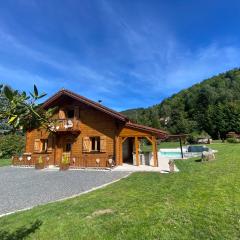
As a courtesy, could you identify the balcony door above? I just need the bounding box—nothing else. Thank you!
[59,108,75,120]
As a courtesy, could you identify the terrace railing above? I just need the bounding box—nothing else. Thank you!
[12,154,53,167]
[12,153,113,169]
[69,153,113,168]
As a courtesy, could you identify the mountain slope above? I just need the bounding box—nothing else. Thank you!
[121,68,240,138]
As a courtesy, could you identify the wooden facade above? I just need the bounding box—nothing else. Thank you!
[14,89,168,168]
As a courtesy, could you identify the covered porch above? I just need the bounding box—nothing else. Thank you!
[118,136,158,167]
[116,122,168,167]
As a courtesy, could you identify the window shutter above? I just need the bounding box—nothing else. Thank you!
[100,136,106,152]
[88,139,92,152]
[34,139,42,153]
[83,137,91,152]
[59,109,66,119]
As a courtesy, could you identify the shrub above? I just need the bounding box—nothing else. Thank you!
[38,156,43,164]
[62,154,70,164]
[226,137,240,143]
[187,131,211,144]
[0,134,25,158]
[186,134,198,144]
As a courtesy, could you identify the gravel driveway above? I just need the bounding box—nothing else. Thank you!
[0,167,129,216]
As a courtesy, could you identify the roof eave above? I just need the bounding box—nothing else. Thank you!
[125,122,168,139]
[42,89,128,122]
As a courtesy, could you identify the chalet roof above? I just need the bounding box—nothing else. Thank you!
[125,122,168,138]
[168,134,189,139]
[42,89,168,138]
[42,89,128,122]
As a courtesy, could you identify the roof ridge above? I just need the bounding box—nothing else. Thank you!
[63,89,128,120]
[42,89,128,121]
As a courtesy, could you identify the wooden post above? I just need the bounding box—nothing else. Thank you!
[152,136,158,167]
[135,136,140,166]
[179,137,184,159]
[119,137,123,165]
[115,136,119,165]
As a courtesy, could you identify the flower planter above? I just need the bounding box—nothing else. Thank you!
[35,162,45,170]
[60,164,70,171]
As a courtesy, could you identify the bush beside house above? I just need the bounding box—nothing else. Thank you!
[226,137,240,143]
[0,134,25,158]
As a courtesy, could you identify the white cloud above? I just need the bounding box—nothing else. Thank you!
[1,3,240,110]
[0,29,123,98]
[163,44,240,92]
[99,1,240,102]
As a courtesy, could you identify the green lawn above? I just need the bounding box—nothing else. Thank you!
[1,143,240,239]
[0,158,11,167]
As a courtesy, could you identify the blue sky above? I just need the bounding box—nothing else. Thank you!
[1,0,240,111]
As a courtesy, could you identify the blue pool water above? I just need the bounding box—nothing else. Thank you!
[159,151,182,158]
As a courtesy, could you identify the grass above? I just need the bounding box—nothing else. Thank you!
[1,143,240,239]
[0,158,11,167]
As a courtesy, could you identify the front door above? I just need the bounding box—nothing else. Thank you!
[55,136,73,165]
[62,142,72,162]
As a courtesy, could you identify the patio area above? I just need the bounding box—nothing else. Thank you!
[113,156,179,173]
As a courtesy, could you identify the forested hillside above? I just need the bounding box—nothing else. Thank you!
[121,68,240,139]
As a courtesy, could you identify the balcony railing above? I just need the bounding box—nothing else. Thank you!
[50,119,80,133]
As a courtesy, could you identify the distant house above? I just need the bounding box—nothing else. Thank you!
[197,137,212,144]
[13,89,168,168]
[226,132,240,139]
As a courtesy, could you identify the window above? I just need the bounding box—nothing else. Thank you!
[34,139,41,152]
[67,109,74,119]
[90,137,100,151]
[65,143,72,152]
[82,136,106,153]
[34,139,48,153]
[42,139,48,152]
[47,136,53,152]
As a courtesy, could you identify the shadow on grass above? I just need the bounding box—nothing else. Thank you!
[195,159,202,162]
[0,219,42,240]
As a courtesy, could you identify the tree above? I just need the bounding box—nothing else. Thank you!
[121,68,240,138]
[167,109,191,134]
[0,84,10,131]
[0,134,25,158]
[0,85,56,132]
[206,102,240,139]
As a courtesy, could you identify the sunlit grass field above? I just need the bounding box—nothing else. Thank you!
[0,143,240,239]
[0,158,11,167]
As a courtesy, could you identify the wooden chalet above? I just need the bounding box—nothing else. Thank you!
[13,89,168,168]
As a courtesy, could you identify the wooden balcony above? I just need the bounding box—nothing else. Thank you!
[51,119,80,133]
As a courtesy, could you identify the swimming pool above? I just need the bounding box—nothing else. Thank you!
[158,145,217,159]
[158,151,183,159]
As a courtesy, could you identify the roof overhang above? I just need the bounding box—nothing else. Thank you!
[125,122,168,139]
[42,89,128,122]
[167,134,189,140]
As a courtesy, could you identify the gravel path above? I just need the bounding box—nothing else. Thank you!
[0,167,129,216]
